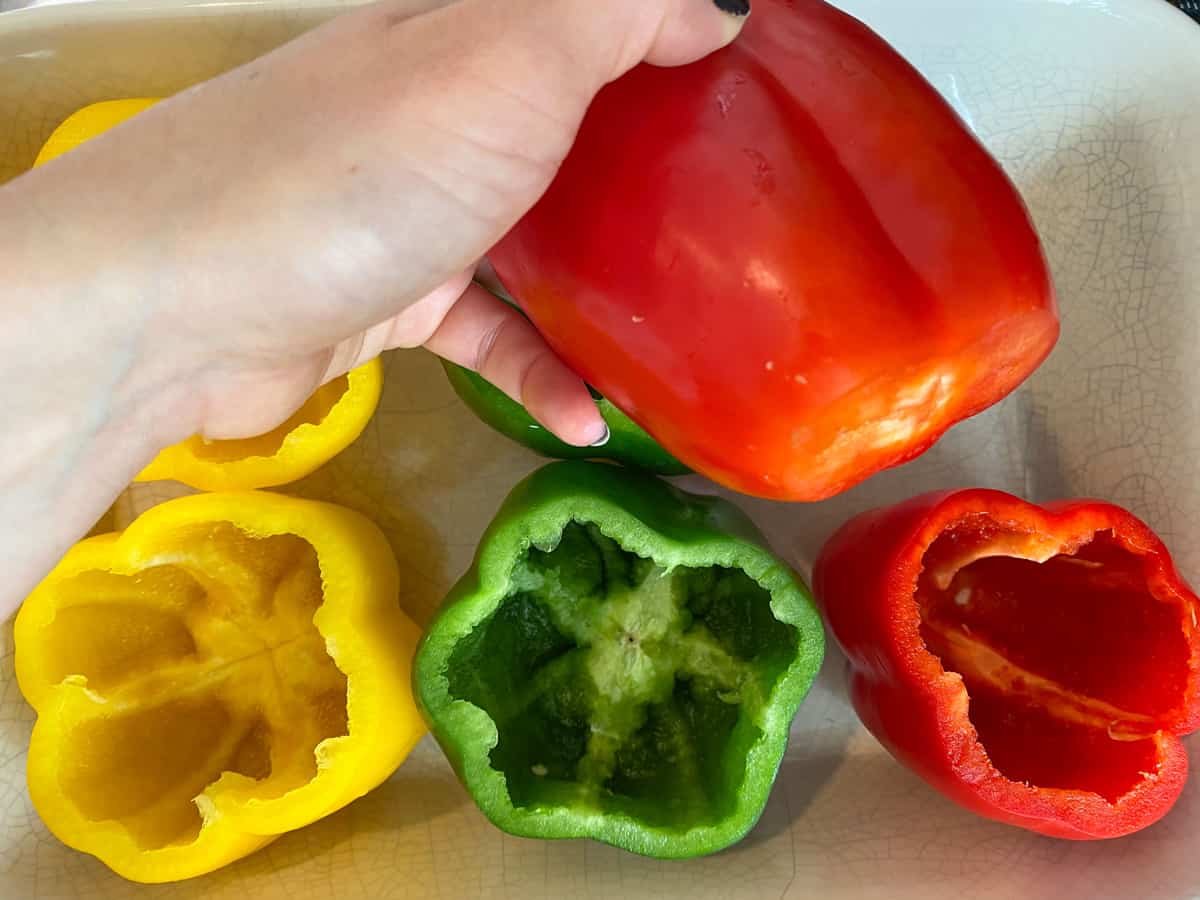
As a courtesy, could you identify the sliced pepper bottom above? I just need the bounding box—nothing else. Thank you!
[28,524,348,872]
[918,526,1190,804]
[445,521,799,834]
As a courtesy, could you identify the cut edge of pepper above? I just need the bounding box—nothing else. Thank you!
[135,359,384,490]
[416,462,823,858]
[15,490,424,880]
[899,492,1199,827]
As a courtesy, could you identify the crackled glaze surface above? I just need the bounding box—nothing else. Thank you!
[1,1,1199,897]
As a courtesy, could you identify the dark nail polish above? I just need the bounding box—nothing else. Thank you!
[714,0,750,16]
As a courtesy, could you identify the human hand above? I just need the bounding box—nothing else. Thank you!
[0,0,747,613]
[12,0,748,449]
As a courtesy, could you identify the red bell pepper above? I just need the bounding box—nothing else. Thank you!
[490,0,1059,502]
[813,490,1200,839]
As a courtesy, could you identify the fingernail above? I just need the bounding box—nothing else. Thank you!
[712,0,749,45]
[588,423,611,448]
[713,0,750,17]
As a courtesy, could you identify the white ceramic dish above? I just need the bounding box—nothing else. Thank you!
[2,1,1199,897]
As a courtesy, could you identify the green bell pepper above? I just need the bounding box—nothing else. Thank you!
[413,461,824,858]
[441,361,690,475]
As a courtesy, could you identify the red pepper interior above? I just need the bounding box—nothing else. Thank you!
[917,525,1190,803]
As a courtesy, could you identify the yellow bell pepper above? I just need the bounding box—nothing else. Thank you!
[36,99,384,491]
[33,97,160,164]
[132,361,383,491]
[15,491,425,883]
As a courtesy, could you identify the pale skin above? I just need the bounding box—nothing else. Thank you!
[0,0,748,618]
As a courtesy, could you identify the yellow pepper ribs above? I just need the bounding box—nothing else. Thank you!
[15,492,425,883]
[35,99,384,491]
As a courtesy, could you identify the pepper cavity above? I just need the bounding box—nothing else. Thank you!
[42,525,346,850]
[917,525,1189,804]
[815,489,1200,839]
[444,521,796,826]
[15,491,425,882]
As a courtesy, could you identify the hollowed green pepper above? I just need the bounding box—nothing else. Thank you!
[413,461,823,858]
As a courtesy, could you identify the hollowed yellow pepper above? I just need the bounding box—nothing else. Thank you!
[35,99,384,491]
[15,491,425,883]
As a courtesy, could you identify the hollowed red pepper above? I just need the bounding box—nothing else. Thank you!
[490,0,1058,501]
[813,490,1200,839]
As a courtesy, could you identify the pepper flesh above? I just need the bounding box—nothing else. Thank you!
[414,461,824,858]
[35,99,384,491]
[491,0,1059,501]
[813,489,1200,839]
[33,97,160,164]
[134,360,383,490]
[15,491,425,882]
[441,360,689,475]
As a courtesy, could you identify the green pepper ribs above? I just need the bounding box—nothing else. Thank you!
[413,461,824,858]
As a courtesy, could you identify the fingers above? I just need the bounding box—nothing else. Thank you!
[314,274,607,447]
[19,0,752,387]
[486,0,749,85]
[263,0,751,324]
[549,0,739,74]
[423,283,607,447]
[381,266,477,349]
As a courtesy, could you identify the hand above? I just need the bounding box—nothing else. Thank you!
[10,0,747,445]
[0,0,747,614]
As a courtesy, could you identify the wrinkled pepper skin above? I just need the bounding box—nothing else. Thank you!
[35,100,384,491]
[15,491,425,882]
[441,360,689,475]
[813,490,1200,839]
[414,461,823,858]
[491,0,1059,502]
